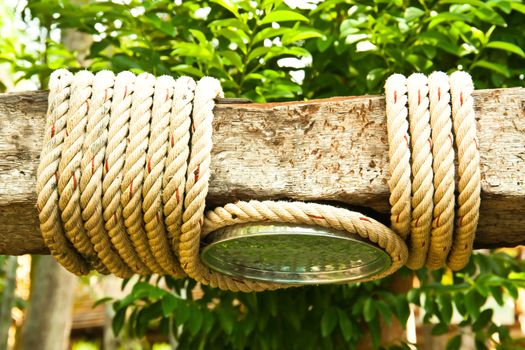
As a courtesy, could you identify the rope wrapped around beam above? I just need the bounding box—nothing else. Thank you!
[36,69,480,291]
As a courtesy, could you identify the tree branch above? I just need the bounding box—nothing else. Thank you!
[0,88,523,255]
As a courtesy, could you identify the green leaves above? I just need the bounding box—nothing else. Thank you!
[187,306,203,337]
[282,29,323,45]
[320,307,338,337]
[112,307,127,336]
[260,10,309,24]
[363,298,376,322]
[437,294,453,324]
[216,304,235,335]
[337,309,354,341]
[446,335,462,350]
[405,7,426,21]
[103,250,525,349]
[211,0,240,18]
[161,294,178,317]
[93,296,112,307]
[486,41,525,57]
[366,68,388,90]
[432,323,450,336]
[143,13,177,37]
[472,60,511,77]
[173,299,191,326]
[472,309,493,331]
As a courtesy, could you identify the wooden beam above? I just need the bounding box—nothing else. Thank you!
[0,88,524,255]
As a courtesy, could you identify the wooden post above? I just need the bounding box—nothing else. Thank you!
[0,88,523,255]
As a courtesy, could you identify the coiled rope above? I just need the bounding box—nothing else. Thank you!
[36,69,480,291]
[385,71,480,271]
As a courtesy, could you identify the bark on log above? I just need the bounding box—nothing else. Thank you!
[0,88,524,255]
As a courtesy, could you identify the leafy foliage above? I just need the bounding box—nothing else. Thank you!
[302,0,525,97]
[1,0,525,349]
[102,253,525,349]
[3,0,525,97]
[106,274,412,349]
[411,252,525,350]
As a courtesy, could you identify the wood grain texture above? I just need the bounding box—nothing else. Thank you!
[0,89,523,255]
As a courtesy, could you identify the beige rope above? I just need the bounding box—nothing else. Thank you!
[384,74,411,239]
[79,70,133,277]
[102,71,151,274]
[175,78,283,291]
[162,77,195,255]
[143,75,185,276]
[384,71,480,271]
[426,72,455,269]
[36,69,89,275]
[120,72,166,274]
[447,71,481,271]
[37,69,480,288]
[405,73,434,269]
[178,77,223,282]
[57,71,108,273]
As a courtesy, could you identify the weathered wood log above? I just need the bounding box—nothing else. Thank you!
[0,88,523,255]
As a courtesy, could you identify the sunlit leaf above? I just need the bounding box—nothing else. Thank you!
[472,60,511,77]
[282,29,323,45]
[211,0,240,18]
[486,41,525,57]
[260,10,309,24]
[405,7,425,21]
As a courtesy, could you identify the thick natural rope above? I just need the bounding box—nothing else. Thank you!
[175,78,284,292]
[37,69,480,291]
[120,72,166,274]
[405,73,434,269]
[142,75,185,277]
[384,74,411,239]
[385,71,480,271]
[79,70,132,277]
[426,72,455,269]
[447,71,481,271]
[57,71,108,273]
[102,71,151,274]
[178,77,223,282]
[162,77,195,255]
[36,69,89,275]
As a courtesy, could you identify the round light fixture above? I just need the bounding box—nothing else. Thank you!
[200,222,392,285]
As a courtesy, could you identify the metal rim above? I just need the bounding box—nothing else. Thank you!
[200,222,392,284]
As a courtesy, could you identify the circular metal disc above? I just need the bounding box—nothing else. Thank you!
[201,223,392,284]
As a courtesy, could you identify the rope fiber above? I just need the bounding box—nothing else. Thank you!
[37,69,480,291]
